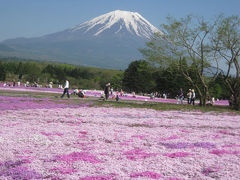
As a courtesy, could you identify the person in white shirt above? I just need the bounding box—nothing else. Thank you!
[61,80,70,98]
[191,89,196,105]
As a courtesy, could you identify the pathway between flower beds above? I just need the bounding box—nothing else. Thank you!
[0,86,229,106]
[0,95,239,179]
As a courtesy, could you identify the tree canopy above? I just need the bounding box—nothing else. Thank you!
[140,15,240,108]
[122,60,155,93]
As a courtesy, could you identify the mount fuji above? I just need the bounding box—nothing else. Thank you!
[0,10,161,69]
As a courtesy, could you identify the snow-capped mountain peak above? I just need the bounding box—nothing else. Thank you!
[1,10,162,69]
[69,10,160,39]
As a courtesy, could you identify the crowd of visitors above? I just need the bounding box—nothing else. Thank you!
[186,89,196,105]
[1,80,57,88]
[0,80,235,107]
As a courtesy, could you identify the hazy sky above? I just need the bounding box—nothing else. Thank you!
[1,0,240,41]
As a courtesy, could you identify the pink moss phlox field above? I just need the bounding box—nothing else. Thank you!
[163,152,192,158]
[0,160,42,179]
[0,96,84,110]
[130,171,162,179]
[0,95,240,179]
[123,148,158,160]
[79,174,116,180]
[54,152,103,164]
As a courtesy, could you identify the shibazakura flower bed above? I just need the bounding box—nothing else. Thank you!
[0,96,239,179]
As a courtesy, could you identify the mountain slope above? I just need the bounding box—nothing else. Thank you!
[0,10,161,69]
[69,10,160,39]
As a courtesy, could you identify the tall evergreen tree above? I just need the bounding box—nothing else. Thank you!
[0,61,6,81]
[122,60,155,93]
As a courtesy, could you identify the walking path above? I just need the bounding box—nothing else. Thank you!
[0,86,229,106]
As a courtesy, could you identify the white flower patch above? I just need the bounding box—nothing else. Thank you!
[0,136,5,144]
[29,134,53,146]
[15,134,53,147]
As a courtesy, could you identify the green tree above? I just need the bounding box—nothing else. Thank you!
[140,15,220,106]
[213,15,240,110]
[52,66,66,84]
[153,63,191,98]
[42,64,55,77]
[110,72,123,90]
[122,60,155,93]
[4,61,18,74]
[24,62,41,83]
[16,62,25,79]
[0,61,6,81]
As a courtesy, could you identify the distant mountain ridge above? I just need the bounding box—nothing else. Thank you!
[0,10,161,69]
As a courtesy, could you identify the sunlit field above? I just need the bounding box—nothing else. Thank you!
[0,87,239,179]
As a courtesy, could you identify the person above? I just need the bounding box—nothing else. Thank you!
[73,89,79,95]
[179,88,184,104]
[100,92,105,100]
[187,89,192,104]
[116,91,120,101]
[132,92,136,98]
[104,83,110,100]
[150,92,154,99]
[77,89,85,98]
[61,79,70,98]
[211,97,215,105]
[48,82,53,88]
[191,89,196,105]
[110,87,114,95]
[163,93,167,99]
[229,94,234,107]
[176,95,179,104]
[120,89,124,96]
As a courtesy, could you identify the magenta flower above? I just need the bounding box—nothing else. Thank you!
[163,152,192,158]
[130,171,162,179]
[54,152,103,164]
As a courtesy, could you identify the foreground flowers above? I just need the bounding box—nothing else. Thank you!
[0,96,239,179]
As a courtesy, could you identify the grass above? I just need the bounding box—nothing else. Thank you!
[97,100,238,114]
[0,89,238,114]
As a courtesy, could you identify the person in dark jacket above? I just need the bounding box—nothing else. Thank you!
[179,88,184,104]
[104,83,110,100]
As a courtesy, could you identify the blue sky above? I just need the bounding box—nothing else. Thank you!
[1,0,240,41]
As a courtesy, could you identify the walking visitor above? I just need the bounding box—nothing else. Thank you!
[191,89,196,105]
[61,79,70,99]
[104,83,110,100]
[187,89,192,104]
[179,88,184,104]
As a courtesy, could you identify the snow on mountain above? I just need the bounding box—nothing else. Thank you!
[68,10,161,39]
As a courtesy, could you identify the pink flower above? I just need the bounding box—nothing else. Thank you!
[130,171,162,179]
[163,152,192,158]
